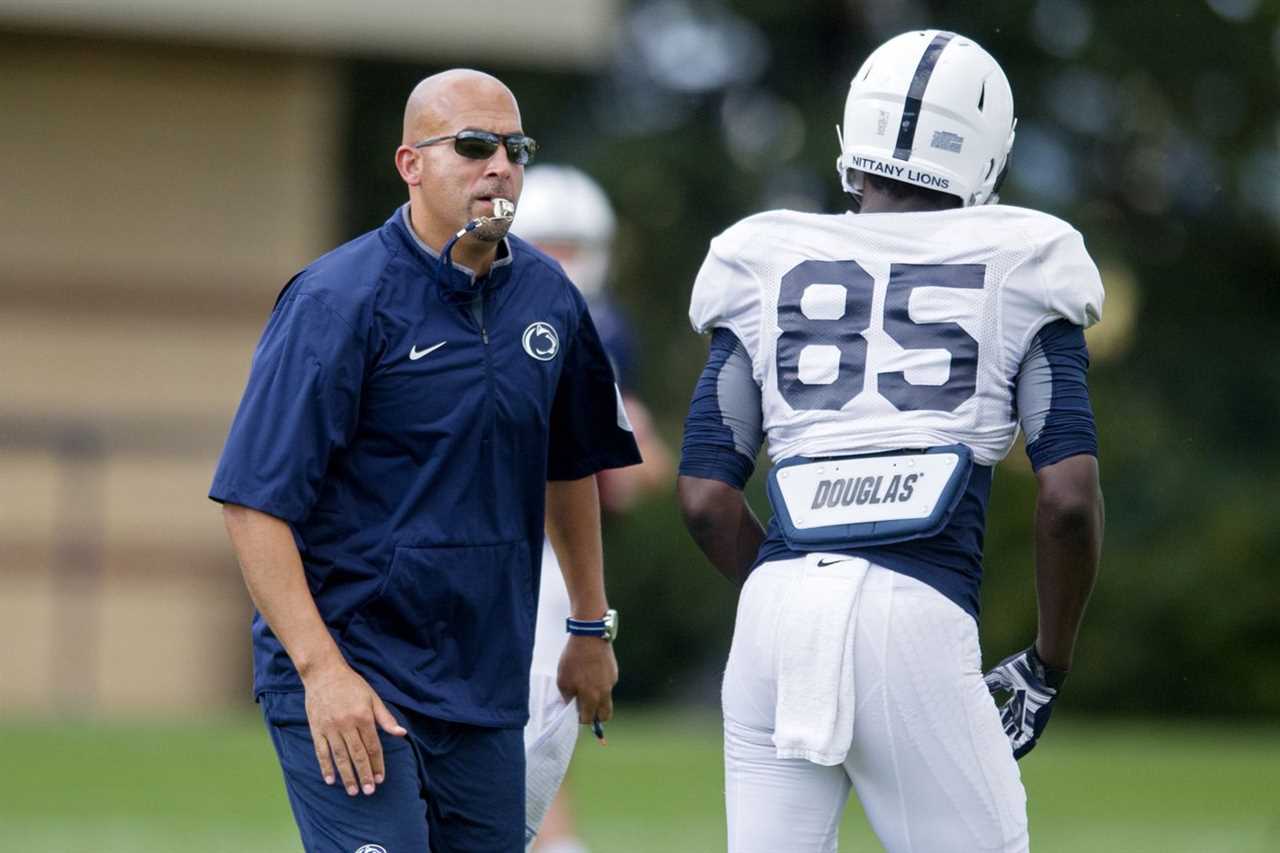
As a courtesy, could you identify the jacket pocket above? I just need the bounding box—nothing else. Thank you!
[353,541,535,711]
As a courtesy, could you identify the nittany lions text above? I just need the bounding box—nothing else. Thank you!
[846,155,951,190]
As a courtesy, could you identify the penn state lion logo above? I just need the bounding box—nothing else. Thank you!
[354,845,387,853]
[522,321,559,361]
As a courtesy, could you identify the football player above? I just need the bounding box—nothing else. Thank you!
[514,165,674,853]
[677,30,1104,853]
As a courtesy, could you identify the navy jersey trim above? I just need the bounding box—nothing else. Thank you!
[679,328,763,489]
[1017,319,1098,471]
[754,464,994,621]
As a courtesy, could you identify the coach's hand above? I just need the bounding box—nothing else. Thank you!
[558,635,618,726]
[983,645,1068,760]
[302,660,407,796]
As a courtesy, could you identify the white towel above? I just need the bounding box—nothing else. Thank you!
[772,554,870,766]
[524,676,581,850]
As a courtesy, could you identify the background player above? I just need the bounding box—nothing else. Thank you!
[677,31,1105,852]
[514,165,674,852]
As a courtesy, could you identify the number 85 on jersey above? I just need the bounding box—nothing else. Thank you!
[776,259,985,415]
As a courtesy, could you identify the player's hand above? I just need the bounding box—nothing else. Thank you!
[557,635,618,726]
[301,660,407,796]
[983,645,1067,759]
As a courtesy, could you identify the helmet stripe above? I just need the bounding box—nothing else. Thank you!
[892,31,956,161]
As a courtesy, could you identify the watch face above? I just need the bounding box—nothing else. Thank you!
[603,609,619,643]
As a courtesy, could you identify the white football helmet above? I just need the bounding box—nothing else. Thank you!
[836,30,1016,207]
[513,165,616,297]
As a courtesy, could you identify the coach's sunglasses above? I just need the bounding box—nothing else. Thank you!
[412,129,539,165]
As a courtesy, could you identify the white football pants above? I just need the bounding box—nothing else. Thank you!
[722,557,1028,853]
[524,541,580,850]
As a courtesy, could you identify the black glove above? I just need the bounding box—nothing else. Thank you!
[983,645,1068,759]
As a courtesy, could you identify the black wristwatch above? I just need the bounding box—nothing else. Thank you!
[566,609,619,643]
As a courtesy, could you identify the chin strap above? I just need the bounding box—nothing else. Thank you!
[836,123,867,212]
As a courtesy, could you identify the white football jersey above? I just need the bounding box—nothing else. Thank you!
[689,205,1104,467]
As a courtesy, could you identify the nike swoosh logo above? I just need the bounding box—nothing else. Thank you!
[816,557,856,567]
[409,341,446,360]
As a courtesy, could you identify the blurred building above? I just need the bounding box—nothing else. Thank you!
[0,0,618,714]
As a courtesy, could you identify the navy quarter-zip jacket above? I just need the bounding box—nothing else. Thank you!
[211,206,641,726]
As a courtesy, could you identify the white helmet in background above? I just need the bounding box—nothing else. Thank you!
[836,30,1016,207]
[513,165,617,297]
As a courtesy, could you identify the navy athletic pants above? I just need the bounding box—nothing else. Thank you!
[260,690,525,852]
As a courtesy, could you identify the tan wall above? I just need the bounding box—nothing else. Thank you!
[0,34,343,713]
[0,34,340,308]
[0,0,620,68]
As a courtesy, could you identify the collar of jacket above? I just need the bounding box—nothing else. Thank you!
[390,204,515,303]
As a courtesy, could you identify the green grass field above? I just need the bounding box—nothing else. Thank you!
[5,710,1278,851]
